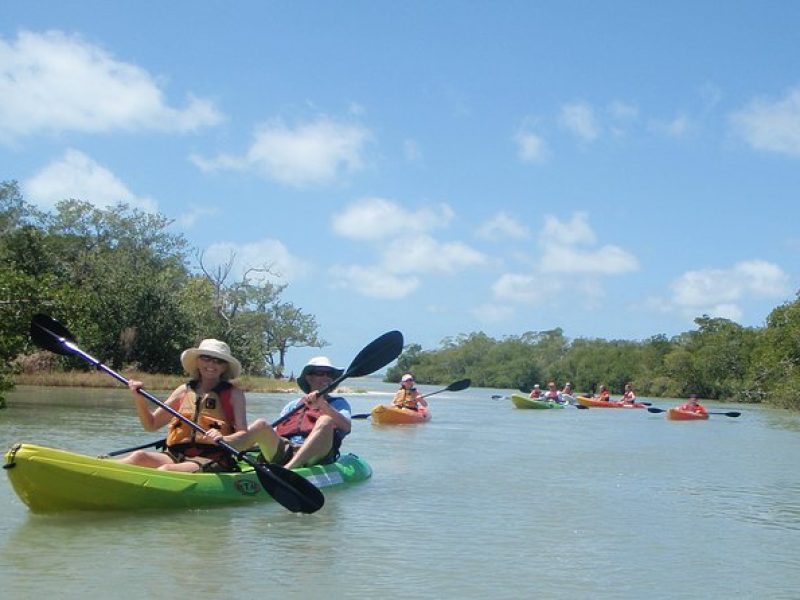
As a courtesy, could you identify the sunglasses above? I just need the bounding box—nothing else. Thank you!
[198,355,227,365]
[307,369,335,377]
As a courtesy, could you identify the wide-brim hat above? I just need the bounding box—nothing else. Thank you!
[181,339,242,380]
[298,356,344,393]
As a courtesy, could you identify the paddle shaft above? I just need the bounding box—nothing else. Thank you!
[107,438,166,457]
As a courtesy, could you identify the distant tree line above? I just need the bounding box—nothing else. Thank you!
[0,180,324,400]
[387,308,800,409]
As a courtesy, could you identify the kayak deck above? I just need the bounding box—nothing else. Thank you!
[370,404,431,424]
[510,393,564,409]
[4,443,372,513]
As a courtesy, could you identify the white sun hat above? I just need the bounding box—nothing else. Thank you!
[298,356,344,393]
[180,339,242,380]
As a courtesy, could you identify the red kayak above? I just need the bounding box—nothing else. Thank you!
[667,407,709,421]
[576,396,647,409]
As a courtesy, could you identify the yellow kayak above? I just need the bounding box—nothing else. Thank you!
[370,404,431,424]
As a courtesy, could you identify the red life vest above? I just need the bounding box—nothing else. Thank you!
[275,403,322,439]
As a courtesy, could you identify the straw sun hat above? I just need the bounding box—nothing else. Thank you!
[298,356,344,393]
[180,339,242,380]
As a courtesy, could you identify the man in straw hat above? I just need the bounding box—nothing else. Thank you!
[217,356,352,469]
[118,338,248,471]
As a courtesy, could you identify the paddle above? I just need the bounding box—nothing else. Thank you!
[352,377,472,419]
[271,330,405,427]
[106,438,166,457]
[30,313,325,514]
[646,407,741,417]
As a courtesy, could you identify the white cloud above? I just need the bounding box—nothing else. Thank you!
[403,139,422,162]
[330,264,420,299]
[730,87,800,157]
[332,197,453,241]
[649,114,691,138]
[488,212,638,308]
[203,239,311,283]
[492,273,549,304]
[477,211,529,241]
[0,30,222,142]
[540,244,639,275]
[515,130,549,163]
[191,117,372,187]
[541,212,596,244]
[384,235,488,274]
[670,260,791,313]
[662,260,792,325]
[538,213,638,274]
[471,303,515,323]
[177,206,219,229]
[609,100,639,121]
[330,198,487,298]
[23,149,156,212]
[559,101,600,142]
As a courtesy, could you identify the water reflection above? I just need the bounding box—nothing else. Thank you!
[3,385,800,598]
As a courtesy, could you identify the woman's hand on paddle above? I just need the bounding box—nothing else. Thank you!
[127,379,144,395]
[205,428,224,444]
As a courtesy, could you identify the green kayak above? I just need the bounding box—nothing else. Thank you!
[4,443,372,513]
[510,393,565,409]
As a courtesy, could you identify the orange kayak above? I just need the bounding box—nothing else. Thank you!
[576,396,647,409]
[370,404,431,424]
[667,407,709,421]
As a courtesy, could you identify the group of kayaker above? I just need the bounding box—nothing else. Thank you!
[525,379,709,413]
[118,339,352,473]
[529,381,574,403]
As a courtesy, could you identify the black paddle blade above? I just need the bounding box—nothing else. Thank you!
[446,378,471,392]
[30,314,75,355]
[319,330,404,396]
[252,461,325,514]
[351,413,371,420]
[647,407,666,413]
[345,330,404,379]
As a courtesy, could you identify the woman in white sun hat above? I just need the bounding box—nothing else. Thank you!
[392,373,427,411]
[117,338,248,471]
[215,356,351,469]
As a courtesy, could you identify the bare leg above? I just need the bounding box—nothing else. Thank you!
[234,418,284,461]
[117,450,174,468]
[284,415,335,469]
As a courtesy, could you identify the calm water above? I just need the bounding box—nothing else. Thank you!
[1,382,799,599]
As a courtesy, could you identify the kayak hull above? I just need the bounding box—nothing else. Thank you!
[370,404,431,424]
[667,408,709,421]
[510,393,565,409]
[576,396,646,409]
[4,443,371,513]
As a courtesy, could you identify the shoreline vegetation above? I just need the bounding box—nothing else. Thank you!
[12,370,300,394]
[10,371,370,395]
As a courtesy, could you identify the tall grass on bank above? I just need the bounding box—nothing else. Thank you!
[13,370,300,394]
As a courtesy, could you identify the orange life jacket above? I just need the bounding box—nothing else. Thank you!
[166,381,235,453]
[393,388,421,410]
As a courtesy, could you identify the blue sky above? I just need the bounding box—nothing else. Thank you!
[3,2,799,376]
